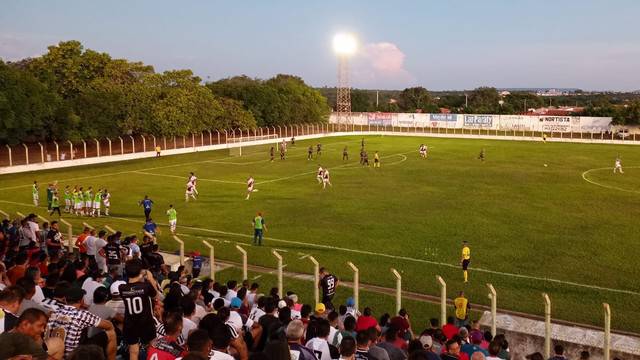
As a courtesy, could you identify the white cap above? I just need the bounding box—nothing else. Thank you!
[110,280,127,296]
[278,300,287,309]
[288,294,298,303]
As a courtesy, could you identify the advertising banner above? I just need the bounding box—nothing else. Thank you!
[464,115,493,128]
[430,114,457,122]
[539,116,571,132]
[367,113,393,126]
[498,115,532,131]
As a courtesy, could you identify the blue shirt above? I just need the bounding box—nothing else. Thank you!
[143,222,157,234]
[142,199,153,210]
[461,343,489,359]
[192,256,202,269]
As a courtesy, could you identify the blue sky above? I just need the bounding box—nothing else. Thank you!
[1,1,639,90]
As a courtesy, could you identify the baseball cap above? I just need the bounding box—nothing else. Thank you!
[278,300,287,309]
[419,335,433,349]
[315,303,326,314]
[470,330,483,343]
[110,280,127,296]
[288,294,299,303]
[230,297,242,308]
[346,297,355,306]
[65,287,86,303]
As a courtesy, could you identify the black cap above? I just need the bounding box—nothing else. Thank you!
[65,287,86,303]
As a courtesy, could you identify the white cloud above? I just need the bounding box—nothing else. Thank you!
[352,42,415,89]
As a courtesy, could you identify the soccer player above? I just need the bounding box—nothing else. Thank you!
[246,176,255,200]
[317,166,325,184]
[119,259,158,360]
[50,191,61,217]
[46,183,54,210]
[84,187,93,216]
[362,151,369,166]
[188,172,198,195]
[270,146,275,162]
[478,149,485,162]
[322,169,332,189]
[542,133,547,143]
[461,241,471,283]
[166,204,177,234]
[155,145,161,157]
[614,157,624,174]
[252,212,266,246]
[308,145,313,160]
[102,189,111,216]
[185,183,197,202]
[316,143,322,157]
[32,181,39,206]
[361,138,365,148]
[291,136,296,146]
[63,186,72,213]
[419,144,427,158]
[139,195,153,221]
[74,187,84,216]
[359,148,365,165]
[343,146,348,161]
[373,151,380,168]
[280,145,286,160]
[93,189,102,217]
[319,267,338,310]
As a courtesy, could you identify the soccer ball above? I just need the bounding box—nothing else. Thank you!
[544,164,548,167]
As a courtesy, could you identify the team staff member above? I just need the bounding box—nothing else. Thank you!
[461,241,471,283]
[252,212,266,246]
[319,267,338,310]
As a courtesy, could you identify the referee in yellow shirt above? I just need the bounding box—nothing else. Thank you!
[460,241,471,283]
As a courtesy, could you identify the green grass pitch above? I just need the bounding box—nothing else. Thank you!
[1,135,639,332]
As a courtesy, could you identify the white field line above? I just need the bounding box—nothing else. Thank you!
[0,139,352,191]
[581,166,640,194]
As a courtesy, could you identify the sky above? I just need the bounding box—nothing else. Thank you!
[1,1,639,91]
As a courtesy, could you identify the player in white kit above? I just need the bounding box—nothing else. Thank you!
[102,189,111,216]
[419,144,428,158]
[188,172,198,195]
[614,157,624,174]
[316,166,324,184]
[185,183,197,201]
[246,176,256,200]
[322,169,332,189]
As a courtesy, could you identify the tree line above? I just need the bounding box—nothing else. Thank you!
[0,41,330,145]
[318,86,640,125]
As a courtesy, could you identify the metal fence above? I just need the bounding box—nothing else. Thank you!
[1,123,638,168]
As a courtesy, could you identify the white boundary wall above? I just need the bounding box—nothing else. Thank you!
[2,129,638,175]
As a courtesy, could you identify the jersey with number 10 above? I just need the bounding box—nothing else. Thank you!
[119,281,156,326]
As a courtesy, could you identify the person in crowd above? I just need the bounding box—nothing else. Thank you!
[147,311,187,360]
[88,286,123,324]
[462,331,488,359]
[548,345,567,360]
[15,277,48,315]
[485,341,503,360]
[356,307,380,333]
[442,317,458,340]
[341,336,357,360]
[441,339,462,360]
[0,286,23,333]
[377,324,408,360]
[454,292,470,328]
[287,319,317,360]
[185,329,212,357]
[306,318,339,360]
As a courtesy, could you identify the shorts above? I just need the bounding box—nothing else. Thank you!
[103,201,110,207]
[33,194,39,200]
[65,199,71,206]
[75,203,83,210]
[123,321,156,345]
[248,186,254,192]
[462,259,470,270]
[85,201,92,208]
[93,202,101,208]
[169,220,177,227]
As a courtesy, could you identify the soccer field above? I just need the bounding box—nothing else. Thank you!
[1,135,639,332]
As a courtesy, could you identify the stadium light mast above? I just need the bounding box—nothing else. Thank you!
[333,33,357,128]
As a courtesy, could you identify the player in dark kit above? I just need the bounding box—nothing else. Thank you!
[319,267,339,310]
[343,146,348,161]
[316,143,322,157]
[119,259,159,360]
[280,146,286,160]
[270,146,275,162]
[359,148,365,165]
[308,146,314,160]
[362,151,369,166]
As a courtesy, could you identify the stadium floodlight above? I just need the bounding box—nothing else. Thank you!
[333,33,357,56]
[333,33,358,127]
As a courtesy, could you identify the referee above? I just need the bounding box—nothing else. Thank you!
[461,241,471,283]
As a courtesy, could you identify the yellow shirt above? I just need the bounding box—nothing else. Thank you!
[374,153,380,160]
[454,296,468,319]
[462,246,470,260]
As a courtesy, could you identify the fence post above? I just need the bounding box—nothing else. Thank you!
[391,268,402,314]
[67,140,74,160]
[278,126,282,138]
[487,283,497,336]
[173,136,177,149]
[23,143,29,165]
[128,136,135,154]
[58,218,73,253]
[272,250,283,298]
[603,303,611,360]
[172,235,185,266]
[38,142,44,163]
[0,209,8,219]
[206,130,212,145]
[107,138,112,156]
[82,140,87,158]
[203,240,215,281]
[118,137,123,155]
[182,135,186,148]
[543,293,551,359]
[152,135,156,150]
[94,139,100,157]
[236,245,248,281]
[272,126,276,137]
[200,132,204,147]
[81,222,94,230]
[347,261,359,311]
[6,145,12,166]
[436,276,447,327]
[141,135,146,152]
[308,256,320,305]
[104,225,116,233]
[191,133,195,148]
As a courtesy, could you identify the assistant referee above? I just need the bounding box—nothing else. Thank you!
[461,241,471,283]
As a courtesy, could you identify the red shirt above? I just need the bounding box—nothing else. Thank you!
[355,315,378,331]
[442,323,459,340]
[7,265,26,285]
[76,233,88,254]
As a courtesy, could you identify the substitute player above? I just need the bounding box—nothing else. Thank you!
[166,204,177,234]
[93,188,102,217]
[614,157,624,174]
[74,187,84,215]
[32,181,39,206]
[246,176,256,200]
[84,187,93,216]
[461,241,471,283]
[316,166,324,184]
[322,169,332,189]
[373,151,380,168]
[102,189,111,216]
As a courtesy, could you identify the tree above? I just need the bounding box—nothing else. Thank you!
[398,87,435,112]
[467,87,501,114]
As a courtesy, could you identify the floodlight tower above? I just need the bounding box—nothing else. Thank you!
[333,33,357,128]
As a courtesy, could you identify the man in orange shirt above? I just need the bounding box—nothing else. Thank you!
[7,253,28,285]
[75,227,91,260]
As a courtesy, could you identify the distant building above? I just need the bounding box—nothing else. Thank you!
[536,89,569,97]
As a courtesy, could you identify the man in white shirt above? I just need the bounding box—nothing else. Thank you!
[94,230,109,272]
[180,297,198,344]
[305,318,339,360]
[85,229,98,265]
[106,280,126,316]
[225,280,238,301]
[246,283,259,307]
[81,272,106,307]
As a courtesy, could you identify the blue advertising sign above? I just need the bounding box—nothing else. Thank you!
[430,114,457,122]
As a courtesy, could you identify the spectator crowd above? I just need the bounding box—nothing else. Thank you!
[0,214,591,360]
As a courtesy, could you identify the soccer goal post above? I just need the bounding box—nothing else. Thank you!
[228,146,242,157]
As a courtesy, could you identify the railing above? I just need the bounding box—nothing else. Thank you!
[2,123,638,169]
